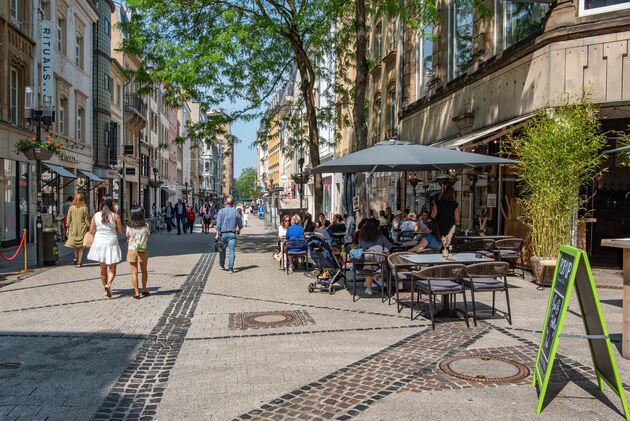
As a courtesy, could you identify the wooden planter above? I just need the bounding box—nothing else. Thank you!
[531,256,557,287]
[22,147,53,161]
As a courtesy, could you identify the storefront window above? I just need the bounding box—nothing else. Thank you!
[415,24,434,99]
[580,0,630,15]
[449,0,474,80]
[503,1,549,49]
[2,160,17,242]
[19,162,30,238]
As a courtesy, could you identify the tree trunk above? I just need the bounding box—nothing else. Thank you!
[292,40,323,216]
[353,0,368,152]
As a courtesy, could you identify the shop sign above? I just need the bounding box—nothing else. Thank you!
[486,193,497,208]
[125,168,136,176]
[41,21,54,101]
[58,151,77,163]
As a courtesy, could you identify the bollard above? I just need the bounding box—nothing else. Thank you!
[22,229,28,274]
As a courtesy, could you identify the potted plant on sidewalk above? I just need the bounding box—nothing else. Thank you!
[505,98,607,284]
[15,135,63,161]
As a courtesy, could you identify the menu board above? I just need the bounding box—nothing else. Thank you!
[533,246,629,419]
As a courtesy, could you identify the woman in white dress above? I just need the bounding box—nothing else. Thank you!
[87,197,124,298]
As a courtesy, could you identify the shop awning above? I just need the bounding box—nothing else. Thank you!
[431,114,535,149]
[78,170,104,182]
[608,145,630,153]
[161,185,176,196]
[44,163,76,178]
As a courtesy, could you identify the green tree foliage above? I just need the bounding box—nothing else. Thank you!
[233,167,260,200]
[124,0,343,214]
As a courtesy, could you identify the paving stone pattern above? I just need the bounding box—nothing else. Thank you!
[235,324,489,420]
[92,247,214,421]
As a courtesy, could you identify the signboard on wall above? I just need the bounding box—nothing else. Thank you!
[487,193,497,208]
[41,21,54,101]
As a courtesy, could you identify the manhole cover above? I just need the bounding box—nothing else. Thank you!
[0,362,21,369]
[228,310,315,330]
[171,316,191,326]
[439,354,529,384]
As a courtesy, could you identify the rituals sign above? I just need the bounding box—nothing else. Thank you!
[41,21,54,101]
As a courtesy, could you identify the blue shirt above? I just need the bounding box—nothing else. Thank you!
[285,224,306,252]
[216,205,243,233]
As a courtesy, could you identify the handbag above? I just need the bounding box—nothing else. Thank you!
[83,232,94,247]
[135,243,147,252]
[214,239,223,253]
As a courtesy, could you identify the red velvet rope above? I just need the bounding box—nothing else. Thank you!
[0,230,27,261]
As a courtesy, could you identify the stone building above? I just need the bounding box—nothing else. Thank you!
[0,0,36,246]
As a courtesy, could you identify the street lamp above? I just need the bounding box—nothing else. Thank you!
[153,167,159,216]
[24,87,54,268]
[113,161,126,225]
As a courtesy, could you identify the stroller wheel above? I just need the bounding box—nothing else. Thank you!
[308,283,315,293]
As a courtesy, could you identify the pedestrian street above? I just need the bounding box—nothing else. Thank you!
[0,218,628,420]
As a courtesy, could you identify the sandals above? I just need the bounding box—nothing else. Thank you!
[133,295,141,300]
[141,290,150,297]
[104,284,112,298]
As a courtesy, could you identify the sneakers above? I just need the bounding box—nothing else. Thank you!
[364,287,374,296]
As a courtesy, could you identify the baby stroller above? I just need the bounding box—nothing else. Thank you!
[306,234,345,294]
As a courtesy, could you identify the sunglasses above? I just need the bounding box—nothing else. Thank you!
[283,219,290,222]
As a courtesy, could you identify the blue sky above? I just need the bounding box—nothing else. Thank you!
[231,118,259,178]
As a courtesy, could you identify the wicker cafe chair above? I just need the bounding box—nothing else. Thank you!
[387,252,418,310]
[495,238,525,278]
[411,264,470,329]
[351,251,387,302]
[464,261,512,326]
[285,237,309,275]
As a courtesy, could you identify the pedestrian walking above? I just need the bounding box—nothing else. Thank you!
[87,197,124,298]
[201,202,212,234]
[215,197,243,273]
[126,206,150,300]
[64,192,91,267]
[164,201,174,232]
[174,198,186,234]
[243,207,249,227]
[186,205,196,234]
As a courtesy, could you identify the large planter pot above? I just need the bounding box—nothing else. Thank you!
[531,256,556,287]
[22,147,53,161]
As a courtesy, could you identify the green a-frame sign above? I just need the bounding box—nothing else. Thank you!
[533,245,629,419]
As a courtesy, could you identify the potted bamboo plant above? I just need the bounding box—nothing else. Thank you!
[505,98,607,283]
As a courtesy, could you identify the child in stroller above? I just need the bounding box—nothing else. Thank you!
[306,233,345,294]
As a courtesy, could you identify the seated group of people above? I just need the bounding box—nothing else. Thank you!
[274,212,347,273]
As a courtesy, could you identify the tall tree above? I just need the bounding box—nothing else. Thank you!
[125,0,340,215]
[233,167,260,199]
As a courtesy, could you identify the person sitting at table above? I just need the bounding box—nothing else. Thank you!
[357,219,392,295]
[391,210,404,242]
[274,214,290,261]
[408,220,442,253]
[314,221,331,239]
[286,214,307,274]
[302,213,315,233]
[378,210,389,227]
[352,218,369,246]
[417,210,431,234]
[399,212,419,241]
[328,214,346,237]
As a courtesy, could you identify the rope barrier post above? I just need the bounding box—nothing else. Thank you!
[22,229,28,274]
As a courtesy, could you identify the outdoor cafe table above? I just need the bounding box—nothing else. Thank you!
[402,252,492,266]
[601,238,630,359]
[402,252,494,317]
[452,235,515,241]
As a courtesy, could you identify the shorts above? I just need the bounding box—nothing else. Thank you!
[127,249,149,264]
[425,234,442,250]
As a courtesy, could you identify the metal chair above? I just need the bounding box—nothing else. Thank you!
[350,251,387,302]
[285,237,309,274]
[464,261,512,326]
[411,264,470,329]
[387,252,418,311]
[495,238,525,278]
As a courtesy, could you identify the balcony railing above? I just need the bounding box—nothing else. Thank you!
[124,94,147,119]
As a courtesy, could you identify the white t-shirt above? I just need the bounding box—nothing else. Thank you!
[127,225,150,250]
[278,225,287,239]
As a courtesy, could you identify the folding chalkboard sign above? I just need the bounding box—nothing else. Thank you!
[533,245,629,419]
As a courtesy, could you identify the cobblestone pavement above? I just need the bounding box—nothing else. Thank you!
[0,218,629,420]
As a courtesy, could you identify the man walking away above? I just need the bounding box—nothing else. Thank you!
[164,201,174,233]
[215,197,243,273]
[174,199,186,235]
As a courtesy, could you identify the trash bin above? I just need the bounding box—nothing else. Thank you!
[43,229,58,266]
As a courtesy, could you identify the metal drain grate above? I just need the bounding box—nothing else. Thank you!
[439,354,529,384]
[0,362,21,369]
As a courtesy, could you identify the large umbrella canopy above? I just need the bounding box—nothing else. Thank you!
[607,145,630,153]
[311,140,516,174]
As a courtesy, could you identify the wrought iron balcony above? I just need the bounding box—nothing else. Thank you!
[124,94,147,119]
